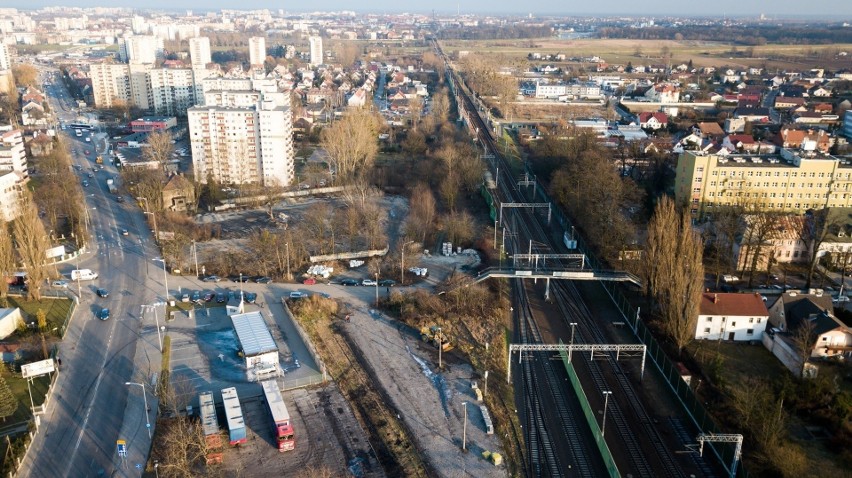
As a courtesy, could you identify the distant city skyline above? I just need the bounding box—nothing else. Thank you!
[5,1,852,18]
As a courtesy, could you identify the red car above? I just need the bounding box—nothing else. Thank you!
[303,278,317,285]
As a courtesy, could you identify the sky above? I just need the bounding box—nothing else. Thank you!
[8,1,852,18]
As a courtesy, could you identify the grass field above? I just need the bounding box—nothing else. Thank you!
[0,368,51,427]
[6,296,73,337]
[441,38,852,71]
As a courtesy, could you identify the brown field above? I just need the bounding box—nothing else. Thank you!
[441,38,852,71]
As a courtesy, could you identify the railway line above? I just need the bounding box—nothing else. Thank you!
[431,38,717,477]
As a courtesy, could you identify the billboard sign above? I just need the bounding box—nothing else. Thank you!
[21,359,56,378]
[45,245,66,259]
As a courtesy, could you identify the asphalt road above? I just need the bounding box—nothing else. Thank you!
[20,68,161,477]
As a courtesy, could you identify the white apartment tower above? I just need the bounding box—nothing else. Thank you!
[188,99,293,187]
[0,127,27,176]
[119,35,163,64]
[189,36,211,67]
[89,63,131,108]
[149,68,196,115]
[0,41,11,71]
[309,36,323,67]
[248,37,266,67]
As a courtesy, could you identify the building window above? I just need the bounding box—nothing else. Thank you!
[749,318,754,323]
[746,329,754,335]
[704,328,711,334]
[706,317,713,322]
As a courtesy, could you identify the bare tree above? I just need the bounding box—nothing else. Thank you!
[799,208,841,289]
[320,107,381,182]
[13,197,50,300]
[645,196,704,355]
[407,183,436,244]
[739,211,783,288]
[0,218,13,298]
[144,131,175,172]
[791,318,818,377]
[444,211,475,246]
[408,96,424,129]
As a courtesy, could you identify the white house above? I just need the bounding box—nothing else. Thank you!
[695,292,769,341]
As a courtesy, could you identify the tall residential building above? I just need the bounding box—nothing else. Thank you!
[130,15,148,34]
[0,127,27,177]
[0,41,11,71]
[248,37,266,67]
[119,35,163,64]
[188,98,293,187]
[309,36,323,67]
[844,111,852,140]
[149,68,196,116]
[89,63,131,108]
[0,170,24,221]
[188,36,211,67]
[675,149,852,220]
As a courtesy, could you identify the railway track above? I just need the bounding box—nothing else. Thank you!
[431,38,706,478]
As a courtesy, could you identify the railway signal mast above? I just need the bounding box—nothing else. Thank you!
[697,433,743,478]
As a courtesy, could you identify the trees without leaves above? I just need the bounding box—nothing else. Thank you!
[644,196,704,356]
[11,65,37,88]
[407,183,436,244]
[13,197,50,301]
[144,131,175,172]
[320,108,381,182]
[0,219,13,298]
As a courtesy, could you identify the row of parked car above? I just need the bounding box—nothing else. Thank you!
[336,278,396,287]
[180,289,258,304]
[202,275,273,284]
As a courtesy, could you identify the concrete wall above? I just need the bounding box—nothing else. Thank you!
[762,332,818,378]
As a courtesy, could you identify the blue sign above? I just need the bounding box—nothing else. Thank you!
[116,440,127,458]
[135,464,142,469]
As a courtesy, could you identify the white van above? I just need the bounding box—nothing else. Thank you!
[70,269,98,281]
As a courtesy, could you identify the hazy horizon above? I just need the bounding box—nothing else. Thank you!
[4,1,852,18]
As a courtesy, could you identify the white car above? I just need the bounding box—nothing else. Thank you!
[289,291,308,299]
[51,280,69,289]
[833,296,850,304]
[362,279,377,286]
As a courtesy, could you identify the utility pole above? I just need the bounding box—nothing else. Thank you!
[285,242,291,280]
[601,391,612,437]
[462,401,468,451]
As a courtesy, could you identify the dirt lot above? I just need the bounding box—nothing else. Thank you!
[214,385,383,477]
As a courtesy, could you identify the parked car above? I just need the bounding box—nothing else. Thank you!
[215,293,226,303]
[181,293,190,303]
[120,228,129,236]
[378,279,396,287]
[362,279,377,286]
[289,291,308,299]
[833,295,850,304]
[96,288,109,298]
[340,278,358,286]
[203,275,221,283]
[245,292,257,304]
[191,291,201,302]
[52,280,69,289]
[255,276,273,284]
[203,293,214,302]
[97,308,110,321]
[303,278,317,285]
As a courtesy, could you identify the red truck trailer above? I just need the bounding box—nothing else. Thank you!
[261,380,295,451]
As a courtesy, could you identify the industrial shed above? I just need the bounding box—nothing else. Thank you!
[230,311,280,381]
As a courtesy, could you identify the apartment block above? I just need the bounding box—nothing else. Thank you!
[0,170,24,221]
[248,37,266,67]
[90,63,130,108]
[0,41,10,71]
[309,36,323,67]
[119,35,163,64]
[149,68,196,116]
[675,149,852,220]
[189,36,211,67]
[0,127,28,177]
[188,99,293,187]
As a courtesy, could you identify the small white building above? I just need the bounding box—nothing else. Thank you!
[230,311,280,381]
[696,292,769,341]
[0,308,23,340]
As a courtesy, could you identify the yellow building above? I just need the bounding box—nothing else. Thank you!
[675,149,852,220]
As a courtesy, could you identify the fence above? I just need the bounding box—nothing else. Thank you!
[280,299,328,384]
[559,346,620,478]
[526,168,747,478]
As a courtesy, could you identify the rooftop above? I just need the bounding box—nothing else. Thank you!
[699,293,768,317]
[230,311,277,357]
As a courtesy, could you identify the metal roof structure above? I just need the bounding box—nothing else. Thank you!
[199,391,219,437]
[230,311,278,357]
[222,387,245,431]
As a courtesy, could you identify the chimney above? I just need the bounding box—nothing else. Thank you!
[713,294,718,304]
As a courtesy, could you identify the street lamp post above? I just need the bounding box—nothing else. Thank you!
[437,325,443,369]
[375,272,379,307]
[191,240,199,278]
[462,401,468,451]
[142,304,164,352]
[125,382,151,438]
[601,391,612,437]
[400,240,414,285]
[285,242,291,280]
[153,258,169,302]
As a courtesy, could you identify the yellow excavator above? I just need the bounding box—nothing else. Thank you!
[420,325,453,351]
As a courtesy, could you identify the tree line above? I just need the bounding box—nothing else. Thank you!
[597,25,852,45]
